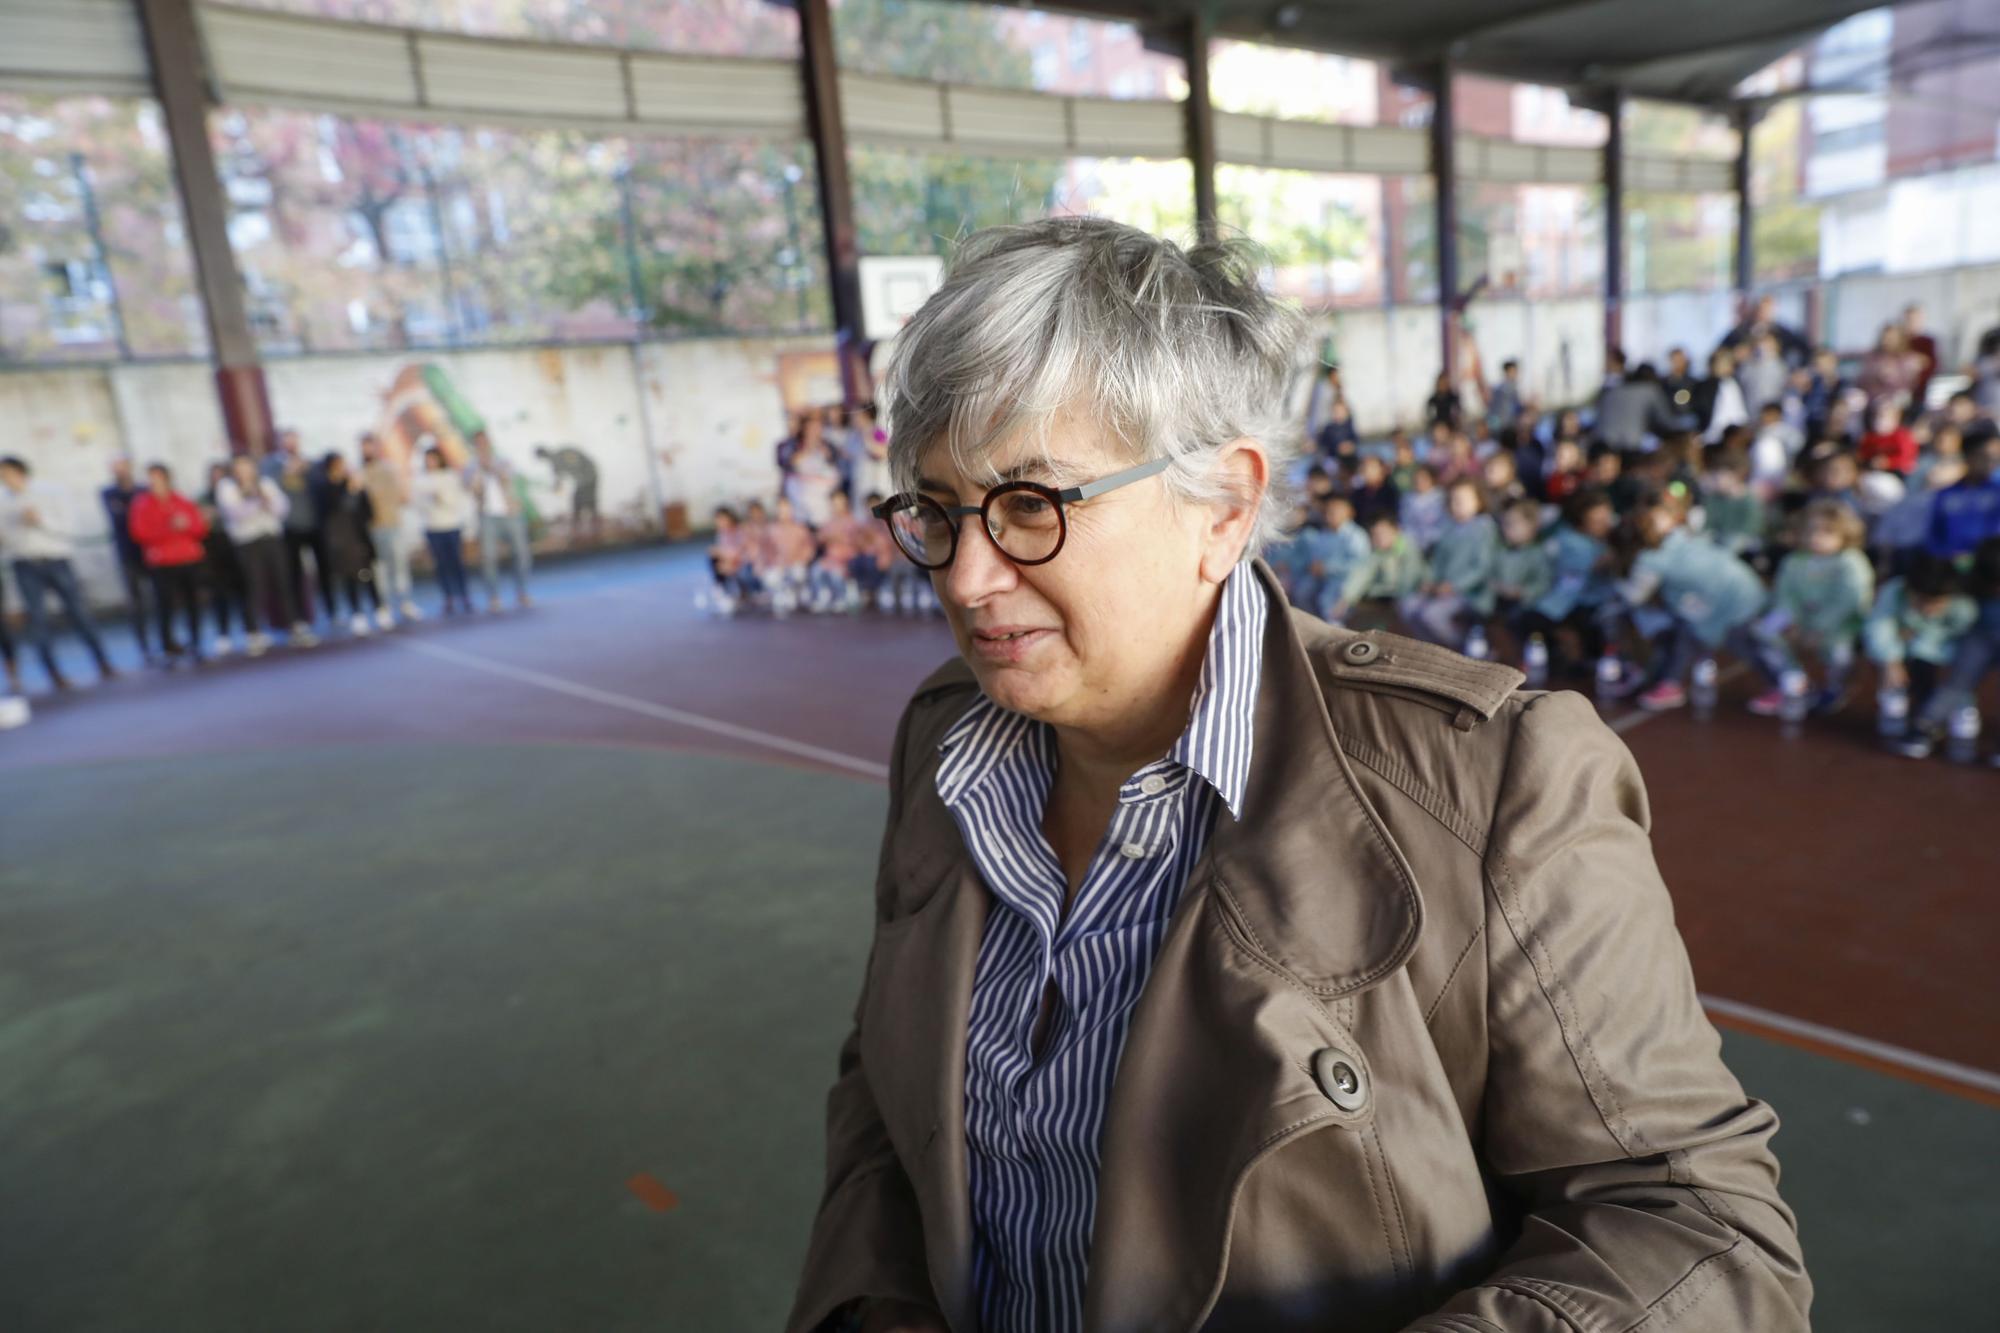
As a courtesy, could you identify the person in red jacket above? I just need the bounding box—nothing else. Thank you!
[1858,400,1920,477]
[127,462,211,664]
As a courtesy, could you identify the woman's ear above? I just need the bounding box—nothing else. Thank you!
[1200,440,1269,584]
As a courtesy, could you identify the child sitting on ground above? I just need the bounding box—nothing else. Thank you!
[1615,488,1779,712]
[808,489,867,611]
[759,496,818,616]
[1267,500,1322,610]
[1541,438,1586,504]
[1399,477,1498,650]
[1348,455,1401,528]
[1865,552,1976,730]
[1346,513,1428,628]
[1491,499,1554,653]
[1699,443,1767,564]
[1514,486,1617,680]
[1398,464,1447,552]
[704,505,762,614]
[1304,492,1372,624]
[1753,499,1875,715]
[1896,537,2000,761]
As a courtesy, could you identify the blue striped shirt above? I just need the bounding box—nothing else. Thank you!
[935,563,1268,1333]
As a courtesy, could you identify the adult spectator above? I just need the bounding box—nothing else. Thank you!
[217,452,315,651]
[99,457,157,664]
[1902,303,1939,408]
[320,453,385,635]
[1487,357,1525,434]
[1927,422,2000,560]
[1303,362,1344,450]
[467,432,533,612]
[126,462,209,664]
[197,461,248,657]
[1594,352,1680,452]
[1655,347,1696,421]
[1423,371,1462,434]
[1715,293,1810,366]
[0,456,118,689]
[1858,323,1923,410]
[266,429,327,627]
[360,432,417,625]
[1736,332,1789,415]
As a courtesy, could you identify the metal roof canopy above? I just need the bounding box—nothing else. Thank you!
[1024,0,1891,108]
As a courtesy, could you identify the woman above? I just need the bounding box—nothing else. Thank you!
[319,453,383,635]
[790,218,1809,1333]
[198,462,248,656]
[413,444,473,615]
[360,431,418,625]
[126,462,209,664]
[216,453,315,651]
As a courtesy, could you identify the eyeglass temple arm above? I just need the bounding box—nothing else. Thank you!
[1059,455,1170,502]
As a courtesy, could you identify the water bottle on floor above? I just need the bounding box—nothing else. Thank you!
[1778,669,1810,737]
[1522,634,1548,689]
[1876,683,1909,739]
[1947,705,1981,764]
[1690,657,1719,720]
[1595,651,1622,703]
[1463,623,1490,661]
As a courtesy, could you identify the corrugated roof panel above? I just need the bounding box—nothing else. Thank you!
[204,6,418,108]
[417,33,624,120]
[947,85,1066,150]
[0,0,149,94]
[1212,111,1265,165]
[630,53,801,133]
[1540,144,1602,185]
[1070,95,1183,159]
[1470,137,1541,183]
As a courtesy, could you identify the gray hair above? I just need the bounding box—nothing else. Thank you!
[881,217,1305,559]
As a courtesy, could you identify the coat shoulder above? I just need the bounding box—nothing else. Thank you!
[1294,607,1525,731]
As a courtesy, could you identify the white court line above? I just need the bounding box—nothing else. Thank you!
[405,637,1999,1100]
[1699,994,2000,1097]
[398,638,891,780]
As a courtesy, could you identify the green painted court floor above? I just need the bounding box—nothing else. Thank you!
[2,743,1994,1330]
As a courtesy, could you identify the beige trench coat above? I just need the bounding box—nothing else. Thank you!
[789,560,1810,1333]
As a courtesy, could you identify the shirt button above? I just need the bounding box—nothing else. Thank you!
[1139,774,1167,796]
[1119,842,1149,859]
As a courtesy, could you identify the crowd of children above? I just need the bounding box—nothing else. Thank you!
[702,402,935,618]
[1273,337,2000,765]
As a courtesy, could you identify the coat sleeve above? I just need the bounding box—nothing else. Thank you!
[1403,691,1811,1332]
[785,699,943,1333]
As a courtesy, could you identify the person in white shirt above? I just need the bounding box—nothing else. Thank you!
[465,431,532,612]
[0,456,117,689]
[412,444,473,615]
[215,453,315,652]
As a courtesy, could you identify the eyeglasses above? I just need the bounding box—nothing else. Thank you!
[871,456,1169,570]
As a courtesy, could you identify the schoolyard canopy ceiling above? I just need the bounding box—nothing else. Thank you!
[1041,0,1891,107]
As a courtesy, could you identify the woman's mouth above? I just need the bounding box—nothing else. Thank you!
[970,628,1053,662]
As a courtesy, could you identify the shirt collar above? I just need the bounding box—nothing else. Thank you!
[935,561,1267,821]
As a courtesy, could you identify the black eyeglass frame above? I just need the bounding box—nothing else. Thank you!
[870,456,1171,570]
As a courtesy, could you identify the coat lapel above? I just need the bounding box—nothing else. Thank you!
[1081,560,1426,1333]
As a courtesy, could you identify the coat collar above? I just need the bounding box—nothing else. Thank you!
[880,558,1426,1333]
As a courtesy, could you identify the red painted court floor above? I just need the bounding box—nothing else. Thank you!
[7,543,1996,1098]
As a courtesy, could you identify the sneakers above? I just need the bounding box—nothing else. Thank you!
[1746,689,1785,717]
[289,624,320,648]
[349,612,372,637]
[375,606,396,631]
[210,637,237,659]
[1636,682,1688,712]
[246,632,272,658]
[1891,733,1935,759]
[399,600,423,622]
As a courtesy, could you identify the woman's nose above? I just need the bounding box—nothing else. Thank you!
[942,513,1015,606]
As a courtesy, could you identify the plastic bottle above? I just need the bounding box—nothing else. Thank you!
[1690,657,1719,719]
[1522,634,1549,689]
[1595,651,1623,703]
[1463,623,1490,661]
[1947,705,1982,764]
[1876,684,1909,740]
[1778,668,1810,736]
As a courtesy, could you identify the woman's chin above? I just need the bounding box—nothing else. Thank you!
[969,660,1063,720]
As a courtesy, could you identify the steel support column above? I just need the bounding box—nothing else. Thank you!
[1604,88,1625,351]
[1429,62,1459,384]
[1733,105,1755,298]
[1184,13,1218,241]
[796,0,868,405]
[135,0,274,455]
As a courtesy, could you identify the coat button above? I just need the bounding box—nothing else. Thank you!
[1313,1048,1369,1112]
[1343,639,1379,664]
[1139,774,1167,796]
